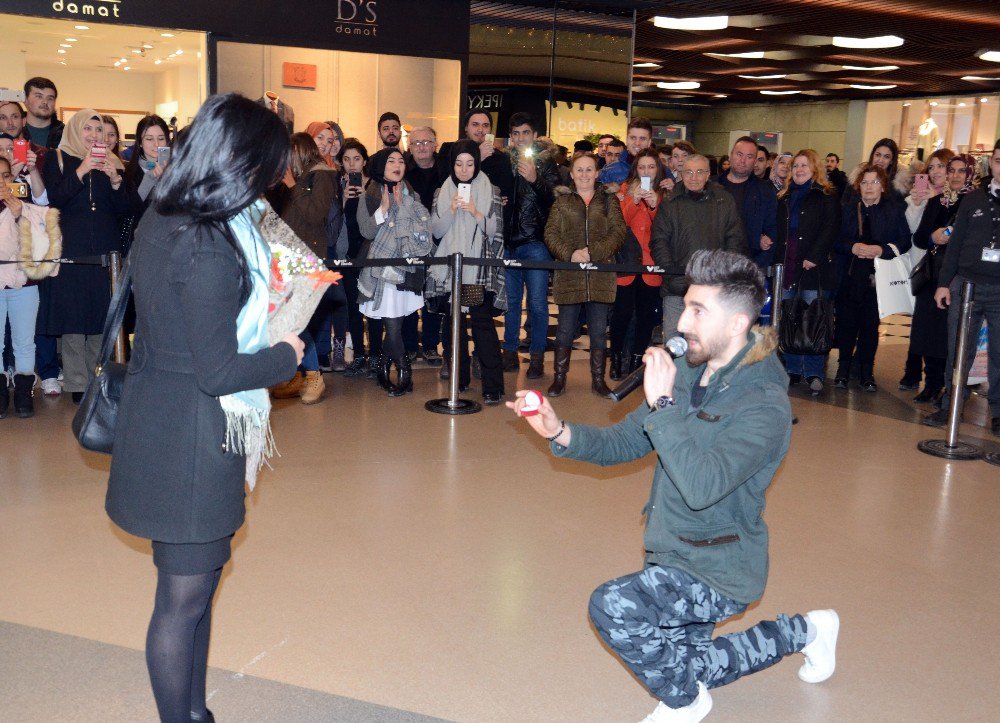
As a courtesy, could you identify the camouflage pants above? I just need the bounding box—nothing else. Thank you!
[589,565,808,708]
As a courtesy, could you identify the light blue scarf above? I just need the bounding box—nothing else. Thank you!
[220,199,274,490]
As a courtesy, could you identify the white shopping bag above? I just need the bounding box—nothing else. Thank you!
[874,243,915,318]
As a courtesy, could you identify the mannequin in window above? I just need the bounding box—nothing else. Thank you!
[916,113,940,161]
[258,91,294,134]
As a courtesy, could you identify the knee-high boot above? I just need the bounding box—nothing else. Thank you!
[590,348,612,398]
[547,347,571,397]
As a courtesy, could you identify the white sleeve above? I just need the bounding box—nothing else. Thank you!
[374,207,387,226]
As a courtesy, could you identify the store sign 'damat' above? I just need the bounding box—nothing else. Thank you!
[51,0,121,18]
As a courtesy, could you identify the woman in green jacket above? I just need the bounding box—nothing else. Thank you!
[544,152,626,397]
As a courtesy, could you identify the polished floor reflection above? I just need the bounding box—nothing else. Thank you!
[1,341,998,722]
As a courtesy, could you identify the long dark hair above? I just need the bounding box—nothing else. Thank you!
[101,115,122,158]
[624,147,666,199]
[290,132,326,178]
[869,138,899,183]
[124,114,170,190]
[152,94,290,298]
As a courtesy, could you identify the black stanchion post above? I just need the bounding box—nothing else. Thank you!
[108,251,126,364]
[918,280,983,460]
[425,253,482,416]
[770,263,785,333]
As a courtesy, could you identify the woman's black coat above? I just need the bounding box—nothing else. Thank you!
[106,210,298,543]
[774,183,841,291]
[909,194,963,358]
[37,151,131,335]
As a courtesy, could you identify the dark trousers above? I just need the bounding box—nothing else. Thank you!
[610,279,662,357]
[35,333,60,380]
[342,271,368,356]
[835,283,880,375]
[556,301,610,350]
[314,281,349,360]
[442,293,504,394]
[941,276,1000,415]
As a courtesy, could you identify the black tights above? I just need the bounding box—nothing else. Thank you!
[146,568,222,722]
[382,316,405,363]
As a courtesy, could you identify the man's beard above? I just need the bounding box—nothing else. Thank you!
[383,134,399,146]
[684,333,723,367]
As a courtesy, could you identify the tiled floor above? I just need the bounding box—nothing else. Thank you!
[2,334,999,722]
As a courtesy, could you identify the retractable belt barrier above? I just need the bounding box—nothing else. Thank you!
[0,254,112,266]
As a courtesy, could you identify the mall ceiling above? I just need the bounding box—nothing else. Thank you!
[493,1,1000,104]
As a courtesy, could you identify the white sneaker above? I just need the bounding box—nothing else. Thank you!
[799,609,840,683]
[40,378,62,396]
[640,682,713,722]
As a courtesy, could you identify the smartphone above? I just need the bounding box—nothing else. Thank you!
[348,171,362,187]
[12,138,29,165]
[640,176,652,192]
[457,183,472,202]
[913,173,929,194]
[7,182,28,198]
[156,146,170,168]
[524,147,534,159]
[91,142,107,161]
[484,133,495,145]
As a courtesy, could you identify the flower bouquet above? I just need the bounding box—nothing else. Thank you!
[259,205,342,344]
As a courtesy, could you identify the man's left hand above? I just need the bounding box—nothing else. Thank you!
[642,346,677,408]
[759,234,773,251]
[517,158,537,183]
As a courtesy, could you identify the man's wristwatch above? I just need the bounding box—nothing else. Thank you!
[649,395,675,412]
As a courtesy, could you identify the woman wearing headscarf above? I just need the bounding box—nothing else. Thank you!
[356,147,433,396]
[40,110,130,402]
[429,140,507,404]
[305,121,339,170]
[907,153,977,403]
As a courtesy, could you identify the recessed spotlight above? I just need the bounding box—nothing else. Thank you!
[168,53,176,58]
[962,75,997,81]
[850,84,897,90]
[123,66,130,71]
[706,51,765,59]
[930,101,939,106]
[657,81,701,90]
[154,59,162,65]
[738,74,786,79]
[760,90,801,95]
[114,61,121,67]
[132,49,142,54]
[74,25,89,30]
[959,102,967,107]
[161,32,175,38]
[58,60,66,66]
[57,49,66,54]
[841,65,899,71]
[714,94,728,98]
[979,51,1000,63]
[982,98,990,103]
[175,49,183,55]
[652,15,729,31]
[65,38,77,42]
[903,102,911,107]
[833,35,904,49]
[120,57,128,63]
[143,43,154,49]
[60,44,72,48]
[633,62,660,69]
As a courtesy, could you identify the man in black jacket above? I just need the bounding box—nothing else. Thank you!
[825,153,848,199]
[500,112,560,378]
[22,77,64,149]
[925,141,1000,435]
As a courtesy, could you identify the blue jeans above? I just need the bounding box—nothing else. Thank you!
[0,286,40,374]
[504,241,551,354]
[782,288,831,379]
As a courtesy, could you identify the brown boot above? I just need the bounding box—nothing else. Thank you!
[590,348,612,398]
[300,370,326,404]
[547,347,572,397]
[270,372,304,399]
[526,352,545,379]
[501,349,520,372]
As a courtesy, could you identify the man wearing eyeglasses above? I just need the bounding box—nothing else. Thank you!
[650,154,747,339]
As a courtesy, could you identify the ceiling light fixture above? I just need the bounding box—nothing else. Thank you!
[657,81,701,90]
[123,66,130,71]
[57,49,66,54]
[114,61,121,67]
[706,51,765,59]
[143,43,154,49]
[175,49,183,55]
[154,59,162,65]
[982,98,990,103]
[930,101,939,106]
[962,75,997,81]
[738,74,786,79]
[120,57,127,63]
[850,84,897,90]
[633,62,660,68]
[131,48,142,54]
[65,38,77,42]
[903,102,911,107]
[60,44,72,48]
[978,51,1000,63]
[959,102,967,107]
[652,15,729,31]
[75,25,89,30]
[841,65,899,71]
[760,90,801,95]
[161,32,175,38]
[833,35,904,49]
[714,94,728,98]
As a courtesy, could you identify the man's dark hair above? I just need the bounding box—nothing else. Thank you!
[377,111,400,128]
[826,153,840,162]
[462,109,491,130]
[733,135,756,149]
[509,112,538,133]
[626,117,653,134]
[24,77,57,98]
[685,249,766,321]
[610,138,626,150]
[992,137,999,151]
[672,140,696,155]
[757,144,768,156]
[574,139,594,152]
[598,133,615,142]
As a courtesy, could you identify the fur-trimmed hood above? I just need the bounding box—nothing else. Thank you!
[738,325,779,368]
[848,161,912,197]
[13,205,62,282]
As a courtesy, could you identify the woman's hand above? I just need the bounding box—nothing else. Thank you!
[802,259,817,270]
[103,161,122,188]
[643,190,659,209]
[392,183,404,207]
[852,242,882,259]
[570,248,591,263]
[505,390,569,444]
[282,167,296,189]
[379,184,392,215]
[0,184,23,218]
[277,332,305,365]
[152,162,164,178]
[76,147,102,181]
[464,194,480,218]
[450,192,463,214]
[931,227,950,246]
[909,186,929,205]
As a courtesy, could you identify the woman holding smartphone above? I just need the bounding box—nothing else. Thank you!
[609,148,665,380]
[124,115,171,231]
[40,110,130,402]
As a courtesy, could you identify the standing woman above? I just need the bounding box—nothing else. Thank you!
[844,138,911,207]
[908,154,977,403]
[106,94,304,723]
[356,147,433,396]
[305,122,338,169]
[609,148,664,380]
[123,115,171,245]
[429,139,507,404]
[102,115,123,161]
[40,110,130,402]
[544,152,626,397]
[834,164,911,391]
[774,150,840,396]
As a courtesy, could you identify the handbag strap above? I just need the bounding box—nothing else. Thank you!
[95,257,133,371]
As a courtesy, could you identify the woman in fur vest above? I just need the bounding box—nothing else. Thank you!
[544,152,626,397]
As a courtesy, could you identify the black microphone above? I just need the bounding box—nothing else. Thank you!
[609,336,688,402]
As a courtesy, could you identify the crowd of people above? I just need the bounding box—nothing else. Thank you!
[2,76,999,434]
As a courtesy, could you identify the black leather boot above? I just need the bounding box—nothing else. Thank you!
[384,356,407,397]
[547,347,571,397]
[526,352,545,379]
[630,353,644,375]
[400,354,414,393]
[0,375,9,419]
[590,349,612,398]
[13,374,34,418]
[609,353,624,381]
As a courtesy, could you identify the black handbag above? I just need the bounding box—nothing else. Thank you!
[909,247,942,296]
[71,259,132,454]
[779,281,834,356]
